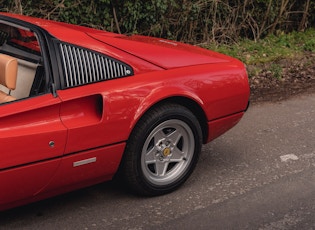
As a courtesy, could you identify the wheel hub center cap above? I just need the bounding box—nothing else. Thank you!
[162,147,171,157]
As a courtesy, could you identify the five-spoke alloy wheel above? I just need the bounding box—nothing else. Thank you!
[121,103,202,196]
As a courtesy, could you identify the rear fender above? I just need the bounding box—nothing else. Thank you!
[130,86,204,131]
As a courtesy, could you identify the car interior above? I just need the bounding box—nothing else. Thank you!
[0,22,46,104]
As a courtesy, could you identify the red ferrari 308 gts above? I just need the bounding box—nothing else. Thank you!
[0,12,250,211]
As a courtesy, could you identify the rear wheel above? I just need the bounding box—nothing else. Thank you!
[121,103,202,196]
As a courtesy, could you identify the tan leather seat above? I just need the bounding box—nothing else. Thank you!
[0,54,17,103]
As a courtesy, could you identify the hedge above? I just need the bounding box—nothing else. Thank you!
[1,0,314,44]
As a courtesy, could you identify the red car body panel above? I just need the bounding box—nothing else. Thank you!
[0,13,250,210]
[0,95,67,169]
[88,33,231,69]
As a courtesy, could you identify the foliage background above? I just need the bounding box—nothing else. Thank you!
[0,0,314,44]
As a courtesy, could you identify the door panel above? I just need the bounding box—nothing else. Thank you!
[0,94,67,206]
[0,94,67,169]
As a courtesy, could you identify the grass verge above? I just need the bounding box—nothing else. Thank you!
[203,28,315,66]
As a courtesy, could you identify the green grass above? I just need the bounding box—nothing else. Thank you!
[203,28,315,65]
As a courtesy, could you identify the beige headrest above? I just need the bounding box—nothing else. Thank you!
[0,54,18,90]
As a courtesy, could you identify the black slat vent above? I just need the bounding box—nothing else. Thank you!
[59,43,133,88]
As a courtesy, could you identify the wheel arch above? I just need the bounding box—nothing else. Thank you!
[131,96,209,144]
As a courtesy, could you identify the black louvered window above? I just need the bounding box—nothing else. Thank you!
[59,43,133,88]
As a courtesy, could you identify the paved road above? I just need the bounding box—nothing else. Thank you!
[1,93,315,230]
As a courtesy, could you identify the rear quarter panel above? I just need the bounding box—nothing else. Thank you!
[133,62,250,122]
[57,60,249,148]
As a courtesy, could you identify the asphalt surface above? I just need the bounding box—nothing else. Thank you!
[1,92,315,230]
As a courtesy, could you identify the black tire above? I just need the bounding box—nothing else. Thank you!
[121,103,202,196]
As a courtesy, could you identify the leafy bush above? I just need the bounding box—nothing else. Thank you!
[0,0,314,44]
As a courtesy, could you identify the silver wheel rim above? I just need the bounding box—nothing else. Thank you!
[141,119,195,186]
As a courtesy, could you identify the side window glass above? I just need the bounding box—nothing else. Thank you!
[0,23,46,104]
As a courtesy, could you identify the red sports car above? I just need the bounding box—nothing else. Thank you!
[0,13,250,211]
